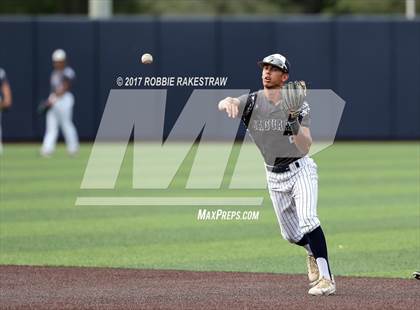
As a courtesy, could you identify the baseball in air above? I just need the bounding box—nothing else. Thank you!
[141,53,153,64]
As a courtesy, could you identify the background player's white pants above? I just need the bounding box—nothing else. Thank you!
[266,156,320,243]
[41,92,79,155]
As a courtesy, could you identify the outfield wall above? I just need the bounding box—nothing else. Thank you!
[1,16,419,141]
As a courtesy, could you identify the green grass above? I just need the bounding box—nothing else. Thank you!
[0,142,419,278]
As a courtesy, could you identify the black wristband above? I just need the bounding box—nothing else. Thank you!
[287,118,300,135]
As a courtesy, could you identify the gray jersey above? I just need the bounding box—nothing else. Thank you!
[238,90,310,167]
[50,66,75,93]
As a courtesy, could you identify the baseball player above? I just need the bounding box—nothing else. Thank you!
[40,49,79,157]
[218,54,335,296]
[0,67,12,155]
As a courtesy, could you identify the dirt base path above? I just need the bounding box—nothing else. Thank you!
[1,265,419,309]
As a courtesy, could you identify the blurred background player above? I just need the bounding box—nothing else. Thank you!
[0,67,12,155]
[40,49,79,157]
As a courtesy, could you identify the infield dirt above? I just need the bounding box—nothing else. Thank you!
[0,265,418,309]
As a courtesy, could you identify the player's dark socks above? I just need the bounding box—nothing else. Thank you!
[306,226,328,259]
[295,235,313,256]
[306,226,332,278]
[295,235,309,246]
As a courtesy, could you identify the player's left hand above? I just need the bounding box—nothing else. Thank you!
[37,100,50,115]
[47,93,58,106]
[281,80,307,118]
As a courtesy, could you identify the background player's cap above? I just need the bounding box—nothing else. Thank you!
[258,53,290,73]
[52,49,66,62]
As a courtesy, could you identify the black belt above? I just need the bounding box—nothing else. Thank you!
[266,160,301,173]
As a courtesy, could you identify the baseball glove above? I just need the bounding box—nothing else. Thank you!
[37,100,51,115]
[281,80,307,118]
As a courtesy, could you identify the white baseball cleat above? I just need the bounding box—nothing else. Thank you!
[40,151,52,158]
[307,255,320,286]
[308,276,336,296]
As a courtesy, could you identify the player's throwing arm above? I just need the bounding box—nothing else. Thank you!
[218,97,240,118]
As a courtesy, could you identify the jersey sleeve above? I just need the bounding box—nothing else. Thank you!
[237,93,248,110]
[298,101,311,127]
[237,91,257,123]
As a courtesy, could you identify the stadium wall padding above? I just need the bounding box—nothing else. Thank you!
[0,16,419,141]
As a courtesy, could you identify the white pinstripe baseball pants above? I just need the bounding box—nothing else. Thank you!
[266,156,320,243]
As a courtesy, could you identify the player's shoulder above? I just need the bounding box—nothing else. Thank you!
[250,90,260,96]
[63,66,76,79]
[239,90,259,98]
[237,90,258,107]
[248,90,260,101]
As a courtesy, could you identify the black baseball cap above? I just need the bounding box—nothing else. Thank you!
[258,53,290,73]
